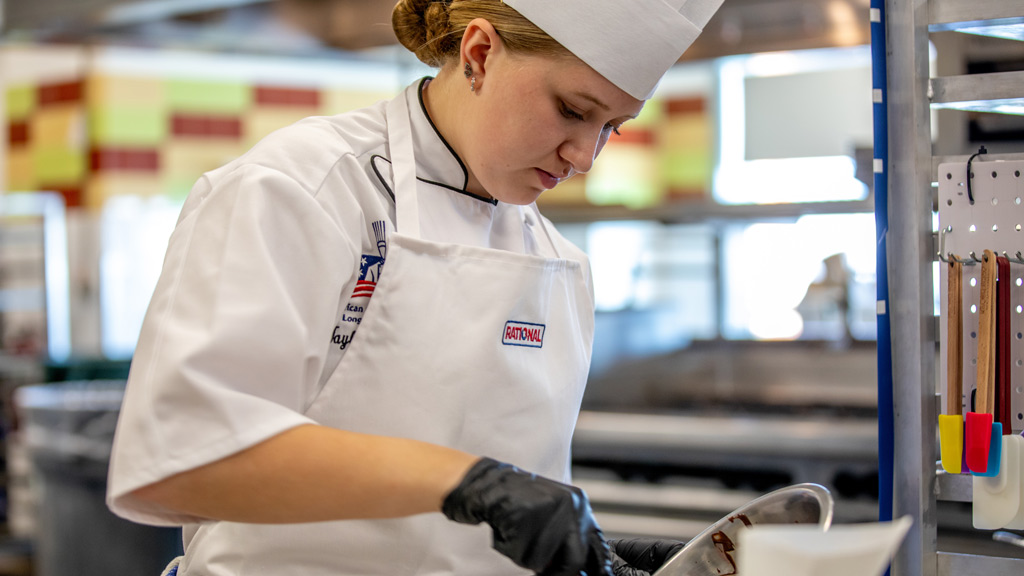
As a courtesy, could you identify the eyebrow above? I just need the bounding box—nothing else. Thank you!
[572,91,610,111]
[571,91,640,120]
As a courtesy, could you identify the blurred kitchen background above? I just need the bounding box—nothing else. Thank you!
[0,0,1022,575]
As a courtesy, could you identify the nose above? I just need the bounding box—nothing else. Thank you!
[558,127,610,175]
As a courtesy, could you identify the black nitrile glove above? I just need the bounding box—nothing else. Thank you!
[608,538,685,576]
[442,457,612,576]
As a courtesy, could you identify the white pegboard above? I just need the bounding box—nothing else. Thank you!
[937,159,1024,434]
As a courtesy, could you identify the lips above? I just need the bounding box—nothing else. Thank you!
[535,168,562,190]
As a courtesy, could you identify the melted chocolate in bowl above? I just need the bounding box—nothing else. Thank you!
[652,483,834,576]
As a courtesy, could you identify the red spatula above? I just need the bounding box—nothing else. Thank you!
[974,254,1009,478]
[966,250,996,474]
[977,255,1007,477]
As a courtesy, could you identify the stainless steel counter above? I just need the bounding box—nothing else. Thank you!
[574,410,877,461]
[572,410,878,490]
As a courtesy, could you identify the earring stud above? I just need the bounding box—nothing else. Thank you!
[464,62,472,78]
[470,76,476,92]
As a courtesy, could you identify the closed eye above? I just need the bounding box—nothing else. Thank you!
[560,102,584,122]
[561,102,622,136]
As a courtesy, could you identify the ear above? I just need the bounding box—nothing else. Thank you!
[460,18,503,92]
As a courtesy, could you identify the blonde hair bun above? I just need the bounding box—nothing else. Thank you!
[392,0,458,67]
[392,0,563,69]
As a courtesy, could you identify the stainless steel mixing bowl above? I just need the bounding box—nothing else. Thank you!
[652,483,834,576]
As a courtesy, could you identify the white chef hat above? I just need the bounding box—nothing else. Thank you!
[503,0,725,100]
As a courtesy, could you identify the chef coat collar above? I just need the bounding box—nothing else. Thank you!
[406,78,497,205]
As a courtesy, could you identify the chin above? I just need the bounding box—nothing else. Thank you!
[503,192,544,206]
[485,184,543,206]
[509,194,543,206]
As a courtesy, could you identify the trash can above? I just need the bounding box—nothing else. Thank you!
[14,380,181,576]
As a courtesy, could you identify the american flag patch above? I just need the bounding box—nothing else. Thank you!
[351,279,375,298]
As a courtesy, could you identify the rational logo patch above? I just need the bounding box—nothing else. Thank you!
[502,321,545,348]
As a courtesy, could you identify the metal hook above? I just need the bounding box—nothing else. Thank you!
[937,226,951,262]
[996,250,1024,266]
[937,227,977,265]
[970,251,984,263]
[945,252,974,265]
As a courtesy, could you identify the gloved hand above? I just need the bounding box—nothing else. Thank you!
[608,538,685,576]
[442,457,612,576]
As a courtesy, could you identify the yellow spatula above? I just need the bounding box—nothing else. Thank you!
[939,256,964,473]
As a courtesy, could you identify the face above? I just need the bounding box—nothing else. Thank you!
[460,51,645,205]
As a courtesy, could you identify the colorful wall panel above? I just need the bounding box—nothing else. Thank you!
[586,135,661,209]
[321,89,392,117]
[5,74,396,209]
[662,97,712,200]
[244,85,321,148]
[578,99,663,209]
[6,84,35,120]
[83,76,165,207]
[536,175,588,206]
[6,147,32,191]
[162,140,244,199]
[7,74,714,211]
[166,79,250,115]
[27,81,86,204]
[537,94,713,209]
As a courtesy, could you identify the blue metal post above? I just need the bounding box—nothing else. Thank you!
[870,0,894,530]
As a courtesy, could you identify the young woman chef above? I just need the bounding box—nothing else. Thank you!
[106,0,723,574]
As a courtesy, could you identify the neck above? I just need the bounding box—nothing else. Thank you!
[421,68,487,197]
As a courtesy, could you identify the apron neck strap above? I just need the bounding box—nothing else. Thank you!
[529,203,564,259]
[386,92,422,239]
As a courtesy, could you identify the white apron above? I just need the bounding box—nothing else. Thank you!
[186,89,594,575]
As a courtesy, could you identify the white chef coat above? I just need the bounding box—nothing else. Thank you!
[107,79,595,574]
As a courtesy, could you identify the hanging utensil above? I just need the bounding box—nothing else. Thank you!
[1004,432,1024,529]
[974,432,1020,529]
[940,257,964,473]
[997,255,1012,429]
[978,254,1007,477]
[967,250,1000,476]
[977,255,1024,528]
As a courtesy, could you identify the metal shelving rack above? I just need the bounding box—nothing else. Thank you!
[883,1,1024,575]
